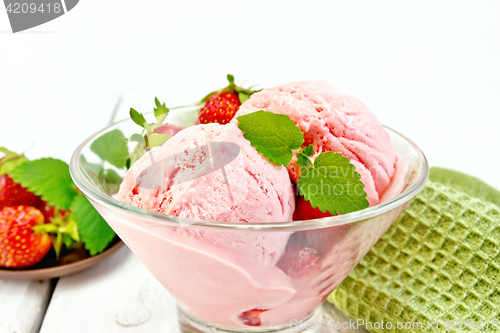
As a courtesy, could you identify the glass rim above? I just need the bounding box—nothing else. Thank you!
[70,106,429,231]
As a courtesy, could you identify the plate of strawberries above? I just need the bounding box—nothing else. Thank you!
[0,148,122,280]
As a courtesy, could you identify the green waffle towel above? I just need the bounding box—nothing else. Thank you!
[327,167,500,332]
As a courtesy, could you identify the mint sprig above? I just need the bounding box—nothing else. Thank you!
[9,158,78,210]
[237,111,304,166]
[237,111,369,215]
[90,129,129,169]
[71,194,115,256]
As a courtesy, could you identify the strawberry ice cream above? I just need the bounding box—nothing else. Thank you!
[232,80,397,206]
[117,123,295,266]
[104,80,410,329]
[118,123,294,223]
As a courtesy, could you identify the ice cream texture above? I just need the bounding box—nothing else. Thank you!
[117,123,295,266]
[118,123,295,223]
[232,80,397,206]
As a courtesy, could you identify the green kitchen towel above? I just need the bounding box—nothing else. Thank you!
[328,167,500,333]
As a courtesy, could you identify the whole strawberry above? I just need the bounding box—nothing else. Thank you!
[0,205,52,268]
[0,174,43,211]
[293,196,336,220]
[195,74,260,125]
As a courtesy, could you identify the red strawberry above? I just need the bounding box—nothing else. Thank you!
[293,196,335,220]
[238,309,268,326]
[0,206,52,268]
[36,201,69,224]
[291,199,350,257]
[0,175,43,211]
[153,123,184,137]
[195,74,260,125]
[277,245,321,279]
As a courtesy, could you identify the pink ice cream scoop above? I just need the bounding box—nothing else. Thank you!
[232,80,397,206]
[117,123,295,265]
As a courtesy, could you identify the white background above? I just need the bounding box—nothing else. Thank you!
[1,0,499,188]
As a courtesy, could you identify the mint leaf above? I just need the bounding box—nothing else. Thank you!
[297,153,311,170]
[0,147,28,176]
[71,194,115,256]
[90,129,128,169]
[10,158,78,209]
[129,134,147,166]
[296,144,314,170]
[130,133,145,144]
[298,152,369,215]
[302,144,314,157]
[99,169,122,194]
[130,108,147,128]
[237,111,304,166]
[79,156,123,195]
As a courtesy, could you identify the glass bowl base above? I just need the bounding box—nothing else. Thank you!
[178,305,324,333]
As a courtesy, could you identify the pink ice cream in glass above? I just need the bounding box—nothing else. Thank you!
[70,81,428,332]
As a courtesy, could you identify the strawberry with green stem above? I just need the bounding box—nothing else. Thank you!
[1,148,82,260]
[1,148,115,259]
[127,98,173,167]
[196,74,260,125]
[33,209,80,258]
[0,148,42,210]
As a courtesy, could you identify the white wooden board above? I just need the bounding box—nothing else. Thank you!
[39,246,179,333]
[0,279,52,333]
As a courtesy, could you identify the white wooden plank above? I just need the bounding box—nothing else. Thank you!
[39,246,178,333]
[0,279,52,333]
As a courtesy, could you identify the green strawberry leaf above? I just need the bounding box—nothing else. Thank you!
[298,152,369,215]
[90,129,129,169]
[148,133,171,148]
[0,147,29,176]
[238,92,250,103]
[10,158,78,210]
[71,194,115,256]
[237,110,304,166]
[130,108,147,128]
[154,98,169,124]
[227,74,235,85]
